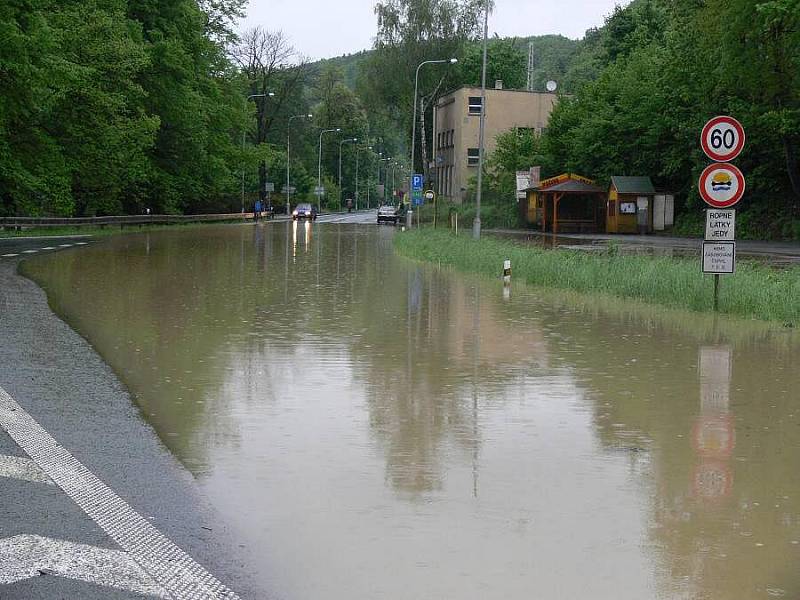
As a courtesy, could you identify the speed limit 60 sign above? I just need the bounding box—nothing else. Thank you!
[701,116,745,162]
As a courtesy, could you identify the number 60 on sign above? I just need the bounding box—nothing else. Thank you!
[701,116,745,162]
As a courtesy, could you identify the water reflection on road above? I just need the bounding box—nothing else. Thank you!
[22,223,800,600]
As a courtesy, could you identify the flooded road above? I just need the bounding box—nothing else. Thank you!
[22,222,800,599]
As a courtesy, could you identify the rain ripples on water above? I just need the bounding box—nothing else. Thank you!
[22,223,800,600]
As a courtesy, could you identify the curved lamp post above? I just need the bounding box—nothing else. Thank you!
[410,59,457,209]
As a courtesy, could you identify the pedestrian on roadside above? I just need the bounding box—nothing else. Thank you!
[254,199,262,221]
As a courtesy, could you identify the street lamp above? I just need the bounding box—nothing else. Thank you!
[338,138,358,205]
[410,58,457,209]
[286,113,313,216]
[390,161,399,201]
[379,157,391,204]
[355,145,372,210]
[318,128,341,214]
[474,0,489,239]
[242,93,275,213]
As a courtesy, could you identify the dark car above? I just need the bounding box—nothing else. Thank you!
[292,203,317,221]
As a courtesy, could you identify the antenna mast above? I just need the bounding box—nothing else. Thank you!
[527,41,535,91]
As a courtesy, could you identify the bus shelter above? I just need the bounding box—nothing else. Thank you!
[522,174,606,234]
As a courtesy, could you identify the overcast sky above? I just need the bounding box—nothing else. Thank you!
[241,0,628,60]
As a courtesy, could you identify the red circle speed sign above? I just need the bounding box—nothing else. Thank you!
[701,116,745,162]
[699,163,745,208]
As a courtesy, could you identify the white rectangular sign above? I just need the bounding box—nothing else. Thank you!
[702,242,736,274]
[516,171,531,199]
[705,209,736,241]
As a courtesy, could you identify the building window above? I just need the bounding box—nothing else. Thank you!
[468,97,483,115]
[467,148,479,166]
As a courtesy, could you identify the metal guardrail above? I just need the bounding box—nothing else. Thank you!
[0,213,257,228]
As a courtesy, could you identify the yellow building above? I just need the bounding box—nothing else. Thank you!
[433,84,558,203]
[606,176,656,234]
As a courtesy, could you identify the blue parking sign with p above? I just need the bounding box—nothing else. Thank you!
[412,174,424,205]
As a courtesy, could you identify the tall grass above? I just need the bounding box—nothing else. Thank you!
[394,229,800,324]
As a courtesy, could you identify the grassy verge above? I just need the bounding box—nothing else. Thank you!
[394,228,800,325]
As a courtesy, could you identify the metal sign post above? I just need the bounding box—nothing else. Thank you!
[411,174,424,227]
[698,116,745,312]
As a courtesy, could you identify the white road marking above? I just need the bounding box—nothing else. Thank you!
[0,455,54,485]
[58,244,73,247]
[40,247,56,250]
[22,250,38,254]
[75,242,88,245]
[0,534,168,598]
[1,254,20,258]
[0,387,240,599]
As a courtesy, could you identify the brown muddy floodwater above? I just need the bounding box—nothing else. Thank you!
[22,223,800,600]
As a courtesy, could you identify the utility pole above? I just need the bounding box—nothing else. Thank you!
[473,0,489,240]
[318,128,341,214]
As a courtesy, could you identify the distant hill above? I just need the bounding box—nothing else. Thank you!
[312,50,371,89]
[310,34,596,94]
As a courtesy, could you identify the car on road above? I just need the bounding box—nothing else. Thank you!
[292,203,317,221]
[377,204,399,224]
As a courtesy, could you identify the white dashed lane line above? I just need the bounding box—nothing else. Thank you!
[0,386,240,599]
[0,455,54,485]
[58,244,73,247]
[40,247,56,250]
[1,254,20,258]
[21,250,38,254]
[0,534,170,598]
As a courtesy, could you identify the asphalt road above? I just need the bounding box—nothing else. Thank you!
[0,215,380,599]
[0,238,263,599]
[488,229,800,265]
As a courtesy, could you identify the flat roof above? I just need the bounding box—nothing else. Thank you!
[437,86,559,104]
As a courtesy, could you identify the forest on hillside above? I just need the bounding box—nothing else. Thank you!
[1,0,798,238]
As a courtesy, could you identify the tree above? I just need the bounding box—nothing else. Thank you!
[232,27,312,205]
[358,0,487,175]
[458,37,526,90]
[311,65,368,207]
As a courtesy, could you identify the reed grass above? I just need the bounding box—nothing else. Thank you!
[394,229,800,325]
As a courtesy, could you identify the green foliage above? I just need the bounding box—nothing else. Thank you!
[1,0,246,217]
[358,0,486,174]
[471,0,800,238]
[458,37,526,89]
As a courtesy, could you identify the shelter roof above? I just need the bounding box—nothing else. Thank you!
[611,176,656,194]
[526,176,604,194]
